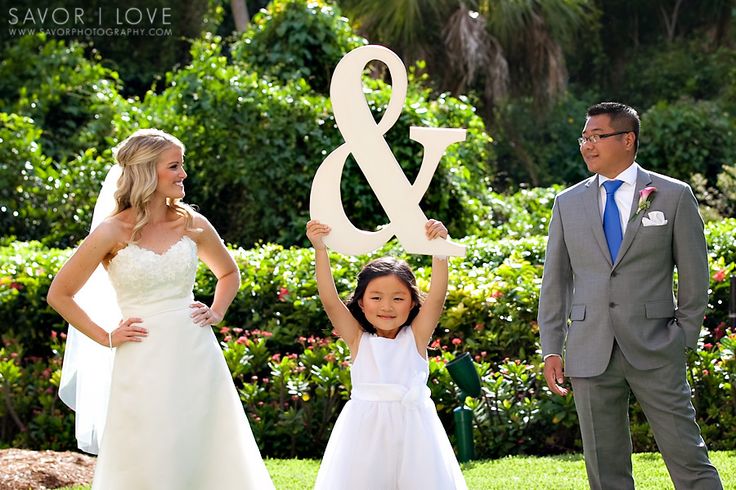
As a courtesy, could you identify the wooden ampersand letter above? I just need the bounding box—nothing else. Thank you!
[310,45,466,256]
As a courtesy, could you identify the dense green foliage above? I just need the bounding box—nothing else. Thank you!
[231,0,366,94]
[639,100,736,185]
[0,113,114,248]
[0,35,143,247]
[0,0,211,96]
[614,42,736,113]
[492,94,593,187]
[0,34,134,163]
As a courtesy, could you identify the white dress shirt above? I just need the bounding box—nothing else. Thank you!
[598,162,638,233]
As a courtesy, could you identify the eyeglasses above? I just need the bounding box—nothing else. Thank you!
[578,131,631,146]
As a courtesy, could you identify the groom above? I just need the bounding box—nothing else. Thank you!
[538,102,722,489]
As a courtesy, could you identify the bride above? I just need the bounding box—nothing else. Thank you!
[47,129,274,489]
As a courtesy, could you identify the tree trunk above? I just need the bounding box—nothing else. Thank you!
[660,0,684,43]
[231,0,250,33]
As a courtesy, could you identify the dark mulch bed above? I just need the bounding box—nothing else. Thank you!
[0,449,94,490]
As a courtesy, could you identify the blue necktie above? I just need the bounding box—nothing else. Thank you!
[602,180,624,262]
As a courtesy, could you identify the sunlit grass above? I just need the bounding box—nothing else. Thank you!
[57,450,736,489]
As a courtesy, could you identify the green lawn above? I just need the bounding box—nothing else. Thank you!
[59,450,735,489]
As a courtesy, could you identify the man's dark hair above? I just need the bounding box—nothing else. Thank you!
[586,102,640,152]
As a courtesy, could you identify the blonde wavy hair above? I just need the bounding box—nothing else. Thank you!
[112,128,197,242]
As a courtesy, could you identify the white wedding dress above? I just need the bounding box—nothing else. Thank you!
[91,235,274,489]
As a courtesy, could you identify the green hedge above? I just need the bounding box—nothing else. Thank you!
[639,99,736,186]
[1,218,734,456]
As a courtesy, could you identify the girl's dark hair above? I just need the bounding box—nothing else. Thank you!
[346,257,423,334]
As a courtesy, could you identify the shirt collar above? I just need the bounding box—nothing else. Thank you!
[598,162,638,187]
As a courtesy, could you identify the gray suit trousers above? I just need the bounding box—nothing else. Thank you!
[571,343,722,490]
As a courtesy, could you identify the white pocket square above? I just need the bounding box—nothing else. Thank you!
[642,211,668,227]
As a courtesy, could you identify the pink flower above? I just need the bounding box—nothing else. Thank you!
[50,331,58,340]
[713,269,727,282]
[430,339,441,349]
[703,343,713,350]
[232,327,243,334]
[490,290,504,299]
[451,338,462,346]
[640,186,657,200]
[219,326,230,335]
[271,353,281,362]
[632,186,657,220]
[277,287,289,302]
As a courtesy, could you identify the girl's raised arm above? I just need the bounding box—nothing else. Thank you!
[306,220,362,351]
[411,219,450,349]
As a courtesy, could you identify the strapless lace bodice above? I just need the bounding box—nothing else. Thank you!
[107,235,198,314]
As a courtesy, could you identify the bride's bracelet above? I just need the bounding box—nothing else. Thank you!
[108,331,113,350]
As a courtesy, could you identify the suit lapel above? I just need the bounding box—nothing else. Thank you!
[581,175,612,267]
[613,167,652,269]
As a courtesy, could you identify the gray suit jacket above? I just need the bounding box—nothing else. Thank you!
[538,166,709,377]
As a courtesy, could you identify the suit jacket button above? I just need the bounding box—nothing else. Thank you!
[609,302,616,308]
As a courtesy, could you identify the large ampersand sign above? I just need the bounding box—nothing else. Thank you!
[310,45,467,257]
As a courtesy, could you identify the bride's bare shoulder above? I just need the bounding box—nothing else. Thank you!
[87,214,133,265]
[96,213,133,240]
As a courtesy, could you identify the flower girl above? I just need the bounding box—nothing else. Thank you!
[307,219,467,490]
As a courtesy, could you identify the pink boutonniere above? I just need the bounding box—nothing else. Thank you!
[631,186,657,221]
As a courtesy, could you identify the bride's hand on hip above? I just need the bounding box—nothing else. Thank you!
[190,301,223,327]
[111,317,147,346]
